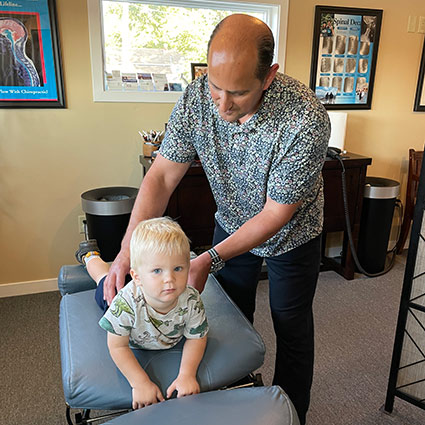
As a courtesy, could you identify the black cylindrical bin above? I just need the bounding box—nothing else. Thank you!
[81,186,138,262]
[357,177,400,274]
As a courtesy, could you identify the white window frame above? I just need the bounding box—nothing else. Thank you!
[87,0,288,103]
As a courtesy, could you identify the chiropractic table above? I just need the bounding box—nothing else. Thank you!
[58,264,299,425]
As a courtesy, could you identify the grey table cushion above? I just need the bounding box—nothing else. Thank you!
[103,386,300,425]
[59,270,265,410]
[58,264,97,295]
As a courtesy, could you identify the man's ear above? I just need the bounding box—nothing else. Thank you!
[262,63,279,91]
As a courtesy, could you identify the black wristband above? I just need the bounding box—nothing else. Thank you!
[207,248,225,273]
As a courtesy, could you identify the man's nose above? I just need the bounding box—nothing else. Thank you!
[219,92,232,112]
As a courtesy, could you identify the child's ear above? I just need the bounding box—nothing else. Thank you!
[130,268,141,285]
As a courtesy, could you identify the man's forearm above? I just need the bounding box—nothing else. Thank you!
[208,198,300,265]
[187,197,301,293]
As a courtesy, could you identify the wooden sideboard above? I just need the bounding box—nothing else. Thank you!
[140,152,372,279]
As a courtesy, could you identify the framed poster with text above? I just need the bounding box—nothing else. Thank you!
[309,6,382,110]
[0,0,65,108]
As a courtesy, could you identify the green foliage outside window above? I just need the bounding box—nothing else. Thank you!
[102,1,262,85]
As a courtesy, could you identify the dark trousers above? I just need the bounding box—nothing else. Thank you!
[95,274,132,313]
[213,222,321,425]
[95,276,109,313]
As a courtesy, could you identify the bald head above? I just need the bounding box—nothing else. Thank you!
[208,14,275,82]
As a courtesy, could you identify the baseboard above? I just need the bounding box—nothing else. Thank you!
[0,278,57,298]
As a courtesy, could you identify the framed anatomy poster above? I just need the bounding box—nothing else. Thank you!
[0,0,65,108]
[309,6,382,110]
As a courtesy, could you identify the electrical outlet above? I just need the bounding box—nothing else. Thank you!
[78,215,86,234]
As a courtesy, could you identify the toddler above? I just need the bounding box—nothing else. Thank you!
[75,217,208,409]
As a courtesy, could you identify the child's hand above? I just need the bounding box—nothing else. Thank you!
[132,381,165,409]
[166,374,200,399]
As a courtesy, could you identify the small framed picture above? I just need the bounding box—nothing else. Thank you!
[414,39,425,112]
[191,63,208,81]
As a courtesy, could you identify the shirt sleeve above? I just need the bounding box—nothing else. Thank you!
[267,108,330,205]
[183,287,209,339]
[159,83,198,164]
[98,288,136,336]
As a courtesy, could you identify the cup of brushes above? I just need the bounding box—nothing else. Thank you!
[139,130,164,158]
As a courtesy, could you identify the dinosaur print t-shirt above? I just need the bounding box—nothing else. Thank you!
[99,281,208,350]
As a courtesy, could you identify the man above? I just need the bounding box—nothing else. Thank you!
[104,14,330,424]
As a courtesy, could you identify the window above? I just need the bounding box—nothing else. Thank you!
[87,0,287,103]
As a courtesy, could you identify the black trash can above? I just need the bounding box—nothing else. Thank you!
[81,186,138,262]
[357,177,400,274]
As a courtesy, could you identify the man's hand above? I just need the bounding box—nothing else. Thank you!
[187,254,211,293]
[166,374,200,399]
[132,380,165,409]
[103,251,130,305]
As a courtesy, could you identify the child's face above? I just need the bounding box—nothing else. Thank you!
[131,250,189,313]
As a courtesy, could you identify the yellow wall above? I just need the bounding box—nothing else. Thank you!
[1,0,424,284]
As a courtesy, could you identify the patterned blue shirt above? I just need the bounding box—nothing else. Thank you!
[160,73,330,256]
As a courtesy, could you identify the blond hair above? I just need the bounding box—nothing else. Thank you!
[130,217,190,270]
